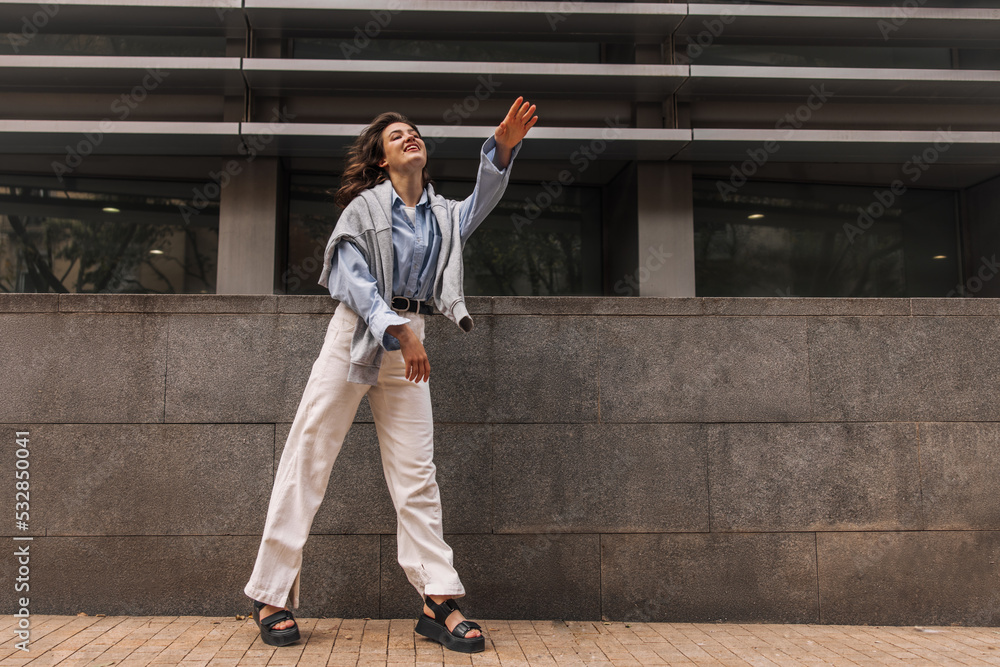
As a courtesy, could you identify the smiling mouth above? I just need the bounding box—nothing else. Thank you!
[404,144,420,152]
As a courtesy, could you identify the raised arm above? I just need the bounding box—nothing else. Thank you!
[492,96,538,170]
[457,96,539,243]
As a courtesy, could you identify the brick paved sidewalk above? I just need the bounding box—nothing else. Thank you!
[1,616,999,666]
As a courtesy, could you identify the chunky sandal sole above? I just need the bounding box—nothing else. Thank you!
[252,603,301,647]
[415,614,485,653]
[257,626,300,648]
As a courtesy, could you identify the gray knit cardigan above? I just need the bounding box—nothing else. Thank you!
[317,135,519,384]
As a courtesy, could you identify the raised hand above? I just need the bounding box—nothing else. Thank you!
[495,96,538,149]
[493,96,538,168]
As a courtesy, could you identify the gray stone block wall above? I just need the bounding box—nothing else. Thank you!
[2,294,999,625]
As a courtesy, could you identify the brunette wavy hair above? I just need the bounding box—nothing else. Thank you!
[334,112,433,208]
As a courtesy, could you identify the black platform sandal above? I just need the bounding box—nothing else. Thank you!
[252,599,301,647]
[414,596,485,653]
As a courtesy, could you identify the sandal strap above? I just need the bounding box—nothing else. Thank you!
[424,596,459,625]
[452,620,481,637]
[424,597,482,639]
[261,609,294,629]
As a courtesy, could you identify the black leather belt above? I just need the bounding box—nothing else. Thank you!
[391,296,434,315]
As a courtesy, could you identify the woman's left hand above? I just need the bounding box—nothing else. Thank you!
[495,96,538,149]
[493,96,538,168]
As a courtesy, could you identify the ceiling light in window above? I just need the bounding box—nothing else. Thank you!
[932,255,947,260]
[102,207,120,213]
[747,213,764,220]
[149,249,164,255]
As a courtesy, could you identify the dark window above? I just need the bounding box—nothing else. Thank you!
[291,38,601,64]
[441,181,602,297]
[680,45,953,69]
[0,175,218,293]
[284,175,603,297]
[284,174,336,295]
[0,34,227,56]
[957,49,1000,70]
[693,179,960,297]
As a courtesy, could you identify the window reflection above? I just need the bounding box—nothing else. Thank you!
[456,183,602,297]
[284,176,602,296]
[284,175,334,295]
[0,176,218,293]
[680,44,953,69]
[291,38,601,64]
[693,179,959,297]
[680,43,1000,71]
[0,34,226,56]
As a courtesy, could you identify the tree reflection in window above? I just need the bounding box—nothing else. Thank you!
[693,179,958,297]
[0,180,217,293]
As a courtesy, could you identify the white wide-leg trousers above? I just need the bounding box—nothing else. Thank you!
[244,301,465,610]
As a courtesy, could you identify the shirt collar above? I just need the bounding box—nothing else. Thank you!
[390,185,429,209]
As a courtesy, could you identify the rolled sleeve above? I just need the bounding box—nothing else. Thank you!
[327,240,409,351]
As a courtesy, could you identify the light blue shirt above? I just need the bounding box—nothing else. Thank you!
[390,187,439,303]
[327,139,517,350]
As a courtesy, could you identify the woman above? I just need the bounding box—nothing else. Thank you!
[244,97,538,653]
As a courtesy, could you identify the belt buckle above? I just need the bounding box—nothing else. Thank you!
[392,296,411,312]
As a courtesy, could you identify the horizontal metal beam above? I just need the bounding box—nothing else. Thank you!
[0,0,245,36]
[242,60,686,99]
[4,121,999,166]
[680,4,1000,47]
[0,56,245,94]
[6,57,997,103]
[678,128,1000,164]
[679,66,1000,102]
[240,123,691,160]
[0,120,242,154]
[2,1,998,46]
[244,0,686,38]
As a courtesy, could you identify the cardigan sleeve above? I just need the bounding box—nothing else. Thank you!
[327,240,409,351]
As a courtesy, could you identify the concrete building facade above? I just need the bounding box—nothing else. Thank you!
[1,1,1000,624]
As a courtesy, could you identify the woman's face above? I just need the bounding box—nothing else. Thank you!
[378,121,426,176]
